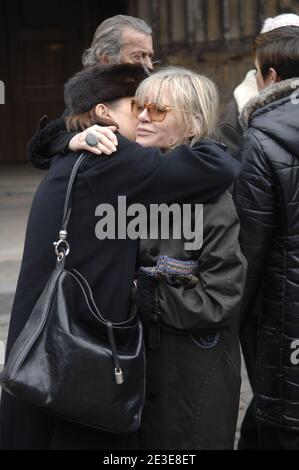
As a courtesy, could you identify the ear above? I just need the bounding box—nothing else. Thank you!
[186,117,201,139]
[98,52,111,65]
[269,67,280,83]
[95,103,113,120]
[187,127,196,139]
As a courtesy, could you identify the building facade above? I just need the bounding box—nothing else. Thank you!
[1,0,298,163]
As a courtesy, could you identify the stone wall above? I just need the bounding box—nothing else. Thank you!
[128,0,299,106]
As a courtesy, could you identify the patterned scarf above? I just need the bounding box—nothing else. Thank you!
[139,255,199,288]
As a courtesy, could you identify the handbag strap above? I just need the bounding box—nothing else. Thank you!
[53,152,130,385]
[62,152,88,231]
[54,152,87,262]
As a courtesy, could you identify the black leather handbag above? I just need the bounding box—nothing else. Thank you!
[0,153,145,434]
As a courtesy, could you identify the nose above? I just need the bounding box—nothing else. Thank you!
[138,108,150,122]
[144,56,153,72]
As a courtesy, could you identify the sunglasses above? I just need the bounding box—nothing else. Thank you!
[131,99,194,122]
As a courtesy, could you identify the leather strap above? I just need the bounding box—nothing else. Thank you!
[61,153,88,232]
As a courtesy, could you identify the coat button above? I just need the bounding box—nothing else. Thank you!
[149,247,160,257]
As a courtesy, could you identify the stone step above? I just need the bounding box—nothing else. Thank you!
[0,314,9,340]
[0,259,20,283]
[0,292,14,317]
[0,184,37,196]
[0,259,19,317]
[0,314,9,371]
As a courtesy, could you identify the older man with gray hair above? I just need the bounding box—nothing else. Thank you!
[28,14,154,168]
[82,15,153,71]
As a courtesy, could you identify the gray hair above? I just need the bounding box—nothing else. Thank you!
[82,15,152,68]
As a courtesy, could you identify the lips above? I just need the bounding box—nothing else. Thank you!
[136,128,154,136]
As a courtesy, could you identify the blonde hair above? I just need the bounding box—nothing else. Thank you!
[135,66,219,148]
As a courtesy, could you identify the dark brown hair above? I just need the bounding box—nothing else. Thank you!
[65,104,119,132]
[253,26,299,80]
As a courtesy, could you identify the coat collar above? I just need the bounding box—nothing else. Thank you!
[233,70,259,115]
[239,78,299,130]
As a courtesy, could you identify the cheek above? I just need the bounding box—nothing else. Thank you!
[256,72,265,91]
[126,116,137,138]
[150,122,178,149]
[119,49,130,63]
[160,119,179,147]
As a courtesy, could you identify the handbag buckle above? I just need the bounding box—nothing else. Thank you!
[53,230,70,262]
[115,367,124,385]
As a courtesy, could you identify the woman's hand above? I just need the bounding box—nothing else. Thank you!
[69,125,118,155]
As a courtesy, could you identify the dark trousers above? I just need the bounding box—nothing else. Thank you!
[238,313,259,450]
[258,423,299,450]
[0,390,139,450]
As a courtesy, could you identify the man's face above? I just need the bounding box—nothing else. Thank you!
[118,27,154,71]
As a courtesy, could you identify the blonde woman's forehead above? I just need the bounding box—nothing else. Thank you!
[136,80,178,106]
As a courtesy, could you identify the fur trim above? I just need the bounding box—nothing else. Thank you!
[64,64,148,115]
[234,70,259,115]
[240,78,299,129]
[26,118,67,169]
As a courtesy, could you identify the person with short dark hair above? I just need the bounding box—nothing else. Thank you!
[235,25,299,450]
[219,13,299,451]
[218,14,299,160]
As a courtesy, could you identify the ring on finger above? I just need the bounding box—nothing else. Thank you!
[85,133,98,147]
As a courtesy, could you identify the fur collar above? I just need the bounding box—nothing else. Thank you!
[234,70,259,115]
[26,118,67,169]
[240,78,299,129]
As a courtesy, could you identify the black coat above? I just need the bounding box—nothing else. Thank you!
[235,78,299,431]
[0,132,241,449]
[218,98,243,160]
[137,191,247,449]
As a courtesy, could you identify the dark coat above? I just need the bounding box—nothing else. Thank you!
[218,98,243,160]
[136,192,247,449]
[27,118,77,170]
[0,131,242,450]
[218,70,259,162]
[235,78,299,431]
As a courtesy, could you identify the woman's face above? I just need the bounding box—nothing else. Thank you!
[135,96,183,150]
[97,97,138,141]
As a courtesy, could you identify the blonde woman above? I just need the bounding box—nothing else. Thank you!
[26,66,246,450]
[132,68,247,450]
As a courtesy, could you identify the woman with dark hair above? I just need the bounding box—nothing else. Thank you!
[235,26,299,449]
[21,64,247,450]
[0,63,241,450]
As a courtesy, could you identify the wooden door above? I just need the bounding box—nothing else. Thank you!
[0,0,127,163]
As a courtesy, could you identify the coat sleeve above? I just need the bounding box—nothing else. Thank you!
[157,192,247,330]
[27,118,76,169]
[234,130,276,320]
[82,137,243,207]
